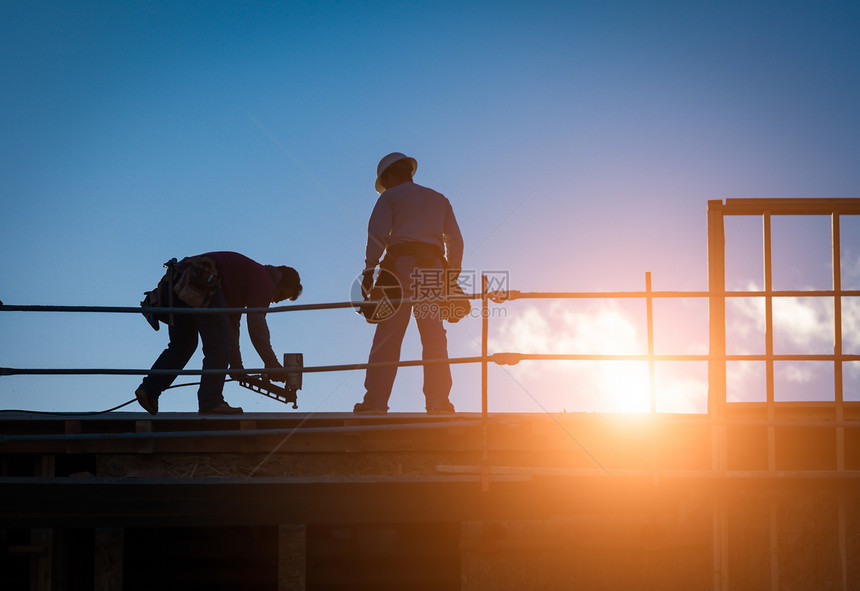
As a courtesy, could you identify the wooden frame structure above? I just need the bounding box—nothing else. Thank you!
[707,198,860,590]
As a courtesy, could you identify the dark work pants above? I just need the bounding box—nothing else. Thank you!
[362,255,452,411]
[140,289,231,411]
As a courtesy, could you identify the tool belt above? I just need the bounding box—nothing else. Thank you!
[374,242,470,324]
[140,258,177,331]
[172,256,220,308]
[140,256,221,331]
[386,241,445,266]
[441,277,470,323]
[357,267,401,324]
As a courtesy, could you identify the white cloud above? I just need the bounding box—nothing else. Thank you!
[656,369,708,413]
[842,298,860,353]
[782,363,814,383]
[772,297,833,353]
[728,281,836,355]
[488,301,703,412]
[491,301,643,358]
[727,295,766,354]
[842,253,860,287]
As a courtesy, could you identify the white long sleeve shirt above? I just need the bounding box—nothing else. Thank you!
[364,181,464,271]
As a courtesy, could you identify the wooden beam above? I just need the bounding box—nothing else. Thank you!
[278,525,306,591]
[721,199,860,216]
[1,473,858,529]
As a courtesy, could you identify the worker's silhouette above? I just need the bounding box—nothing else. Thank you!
[137,252,301,415]
[354,153,464,414]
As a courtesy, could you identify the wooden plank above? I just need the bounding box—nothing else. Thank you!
[764,214,777,472]
[1,473,858,529]
[707,201,727,415]
[833,214,846,474]
[278,524,306,591]
[134,420,154,454]
[721,199,860,216]
[94,528,123,591]
[64,420,82,455]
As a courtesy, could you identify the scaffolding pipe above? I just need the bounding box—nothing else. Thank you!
[7,287,859,316]
[4,351,860,378]
[0,296,474,316]
[481,275,490,493]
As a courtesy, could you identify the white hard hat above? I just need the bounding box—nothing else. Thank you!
[375,152,417,193]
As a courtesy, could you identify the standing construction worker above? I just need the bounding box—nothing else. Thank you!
[354,152,464,414]
[136,251,302,415]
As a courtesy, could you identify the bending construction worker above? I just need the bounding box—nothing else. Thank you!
[136,251,302,415]
[354,152,464,414]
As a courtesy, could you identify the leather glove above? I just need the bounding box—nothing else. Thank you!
[361,269,375,299]
[266,364,287,383]
[229,364,245,381]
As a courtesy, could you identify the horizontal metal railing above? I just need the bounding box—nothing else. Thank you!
[3,280,859,396]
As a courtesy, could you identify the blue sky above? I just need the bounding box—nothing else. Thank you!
[2,1,859,414]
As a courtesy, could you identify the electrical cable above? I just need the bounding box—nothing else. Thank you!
[0,399,137,416]
[0,379,213,416]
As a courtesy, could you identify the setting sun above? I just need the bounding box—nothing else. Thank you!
[489,300,655,413]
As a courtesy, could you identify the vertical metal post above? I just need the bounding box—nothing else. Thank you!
[646,272,656,414]
[482,274,489,417]
[646,272,660,482]
[481,274,489,493]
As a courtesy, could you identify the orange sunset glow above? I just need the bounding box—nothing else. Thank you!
[487,298,709,413]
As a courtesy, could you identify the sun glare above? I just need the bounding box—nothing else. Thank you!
[594,361,651,413]
[490,302,653,413]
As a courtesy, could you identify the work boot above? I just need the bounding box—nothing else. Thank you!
[199,401,244,415]
[135,387,158,415]
[427,401,455,415]
[353,402,387,415]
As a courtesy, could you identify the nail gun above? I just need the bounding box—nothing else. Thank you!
[236,353,303,409]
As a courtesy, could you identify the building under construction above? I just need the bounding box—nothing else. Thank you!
[2,199,860,590]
